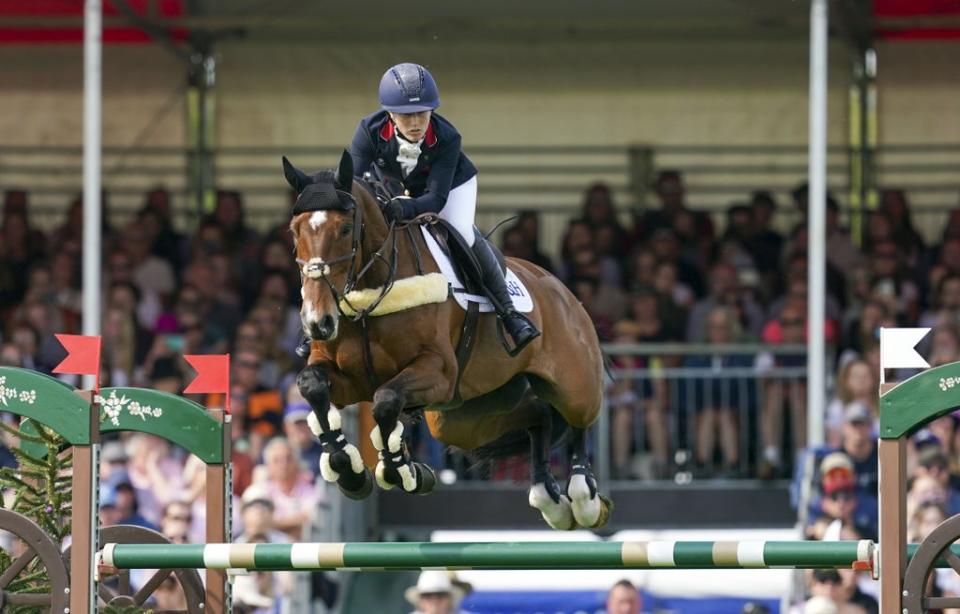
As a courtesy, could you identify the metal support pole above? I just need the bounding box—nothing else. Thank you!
[187,50,217,221]
[82,0,102,394]
[807,0,828,448]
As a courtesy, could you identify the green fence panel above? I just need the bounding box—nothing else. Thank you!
[98,387,224,464]
[0,367,91,445]
[880,361,960,439]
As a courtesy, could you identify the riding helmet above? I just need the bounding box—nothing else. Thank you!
[378,63,440,113]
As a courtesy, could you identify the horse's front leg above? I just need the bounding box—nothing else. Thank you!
[297,364,373,500]
[370,353,450,495]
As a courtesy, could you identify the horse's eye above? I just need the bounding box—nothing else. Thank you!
[341,224,353,237]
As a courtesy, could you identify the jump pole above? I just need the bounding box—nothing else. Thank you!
[101,540,876,572]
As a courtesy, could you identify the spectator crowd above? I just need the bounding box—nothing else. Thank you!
[2,169,960,611]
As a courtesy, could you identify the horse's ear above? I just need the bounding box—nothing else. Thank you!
[282,156,310,194]
[335,150,353,190]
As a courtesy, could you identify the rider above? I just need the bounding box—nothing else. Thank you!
[348,62,540,352]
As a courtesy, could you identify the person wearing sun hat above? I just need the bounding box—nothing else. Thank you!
[404,570,474,614]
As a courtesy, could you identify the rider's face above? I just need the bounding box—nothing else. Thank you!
[389,111,431,141]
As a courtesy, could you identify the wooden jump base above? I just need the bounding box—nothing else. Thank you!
[102,540,877,571]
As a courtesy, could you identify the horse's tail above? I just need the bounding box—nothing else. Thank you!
[470,406,570,466]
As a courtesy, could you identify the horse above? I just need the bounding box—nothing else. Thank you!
[287,151,610,530]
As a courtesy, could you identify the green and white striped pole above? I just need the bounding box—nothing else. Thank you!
[101,540,876,572]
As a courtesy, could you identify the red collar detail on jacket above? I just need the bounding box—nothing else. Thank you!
[379,120,395,141]
[424,121,438,148]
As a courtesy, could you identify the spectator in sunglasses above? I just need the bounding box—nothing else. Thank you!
[815,452,877,540]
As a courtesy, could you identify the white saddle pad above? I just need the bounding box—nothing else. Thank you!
[420,226,534,313]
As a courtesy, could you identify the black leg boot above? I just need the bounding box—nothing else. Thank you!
[470,236,541,354]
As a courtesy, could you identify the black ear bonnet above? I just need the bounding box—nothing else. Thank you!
[291,181,355,215]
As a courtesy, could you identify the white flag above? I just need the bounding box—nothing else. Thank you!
[880,327,931,371]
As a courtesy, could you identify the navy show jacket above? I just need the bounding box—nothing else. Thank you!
[348,110,478,218]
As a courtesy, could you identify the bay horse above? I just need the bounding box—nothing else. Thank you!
[287,151,610,530]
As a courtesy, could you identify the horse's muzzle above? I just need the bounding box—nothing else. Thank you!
[309,314,338,341]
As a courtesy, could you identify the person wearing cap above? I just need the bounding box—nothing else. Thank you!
[812,452,877,541]
[282,393,323,480]
[348,63,539,353]
[99,466,158,531]
[99,439,129,485]
[99,485,123,527]
[605,579,642,614]
[404,570,473,614]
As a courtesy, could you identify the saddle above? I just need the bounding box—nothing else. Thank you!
[423,220,506,299]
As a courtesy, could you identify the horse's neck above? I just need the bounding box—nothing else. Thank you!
[357,217,436,290]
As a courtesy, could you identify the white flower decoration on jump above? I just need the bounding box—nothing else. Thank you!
[96,390,163,426]
[0,376,38,408]
[940,376,959,392]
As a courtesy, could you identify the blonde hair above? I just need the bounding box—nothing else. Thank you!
[835,359,873,404]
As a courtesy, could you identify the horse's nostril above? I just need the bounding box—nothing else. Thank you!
[320,315,335,331]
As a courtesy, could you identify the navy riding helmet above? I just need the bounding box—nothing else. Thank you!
[378,63,440,113]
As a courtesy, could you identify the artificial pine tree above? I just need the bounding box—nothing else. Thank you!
[0,421,150,614]
[0,420,72,613]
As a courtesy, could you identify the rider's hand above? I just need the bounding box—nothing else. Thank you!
[383,199,407,223]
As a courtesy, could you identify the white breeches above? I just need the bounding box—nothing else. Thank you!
[439,175,478,247]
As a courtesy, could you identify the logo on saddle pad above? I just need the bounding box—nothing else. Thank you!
[420,227,534,314]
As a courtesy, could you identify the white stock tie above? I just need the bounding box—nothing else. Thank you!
[396,138,423,178]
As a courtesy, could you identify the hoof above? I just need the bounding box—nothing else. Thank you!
[412,463,437,495]
[568,473,602,528]
[338,467,374,501]
[528,483,576,531]
[375,460,437,494]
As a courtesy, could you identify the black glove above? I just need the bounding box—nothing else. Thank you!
[383,199,407,223]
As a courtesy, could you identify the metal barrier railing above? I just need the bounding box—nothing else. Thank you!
[422,343,817,486]
[601,343,813,486]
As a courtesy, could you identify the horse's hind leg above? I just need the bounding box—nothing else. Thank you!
[527,409,576,530]
[567,426,612,528]
[297,365,373,500]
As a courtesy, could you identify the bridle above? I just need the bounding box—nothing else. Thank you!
[294,182,401,323]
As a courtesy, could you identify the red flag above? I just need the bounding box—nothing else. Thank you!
[53,334,102,390]
[183,354,231,413]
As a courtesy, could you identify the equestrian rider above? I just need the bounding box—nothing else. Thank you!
[348,62,540,352]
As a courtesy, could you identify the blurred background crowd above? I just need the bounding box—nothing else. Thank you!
[2,172,960,611]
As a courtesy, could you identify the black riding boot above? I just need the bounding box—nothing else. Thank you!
[471,236,541,354]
